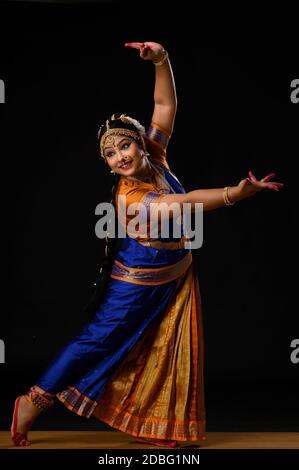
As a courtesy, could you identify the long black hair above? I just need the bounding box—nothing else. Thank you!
[83,172,121,320]
[83,113,145,320]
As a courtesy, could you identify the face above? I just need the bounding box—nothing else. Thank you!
[103,134,149,177]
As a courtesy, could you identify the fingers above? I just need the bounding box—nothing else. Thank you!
[248,170,258,182]
[261,172,275,182]
[265,182,284,191]
[269,184,280,191]
[124,42,142,49]
[125,42,152,59]
[140,43,151,57]
[240,178,252,188]
[261,174,284,191]
[248,171,284,191]
[270,182,284,191]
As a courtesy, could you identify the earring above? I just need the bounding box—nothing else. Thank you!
[110,170,115,174]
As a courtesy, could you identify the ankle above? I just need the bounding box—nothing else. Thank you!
[22,395,41,418]
[26,386,55,412]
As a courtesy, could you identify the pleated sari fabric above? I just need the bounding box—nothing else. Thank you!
[34,128,206,442]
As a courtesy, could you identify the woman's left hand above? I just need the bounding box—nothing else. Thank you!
[238,171,284,198]
[124,41,165,63]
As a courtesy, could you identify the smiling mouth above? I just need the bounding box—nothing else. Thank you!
[119,161,133,169]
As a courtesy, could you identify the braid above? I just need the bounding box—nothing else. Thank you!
[83,173,121,320]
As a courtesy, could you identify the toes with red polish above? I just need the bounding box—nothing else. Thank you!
[11,396,32,447]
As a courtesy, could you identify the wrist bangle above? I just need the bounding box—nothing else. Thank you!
[223,186,235,206]
[153,49,168,66]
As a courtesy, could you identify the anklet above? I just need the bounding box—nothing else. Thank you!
[27,386,54,411]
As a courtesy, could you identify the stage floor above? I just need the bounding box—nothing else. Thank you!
[1,432,299,449]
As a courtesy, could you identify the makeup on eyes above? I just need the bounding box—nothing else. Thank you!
[104,139,132,158]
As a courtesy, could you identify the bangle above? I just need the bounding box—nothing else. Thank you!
[223,186,235,206]
[153,49,168,66]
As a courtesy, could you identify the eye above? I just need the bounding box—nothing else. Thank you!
[121,142,131,150]
[106,151,115,158]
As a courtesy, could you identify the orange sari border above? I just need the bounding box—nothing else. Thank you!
[56,385,206,441]
[30,385,55,398]
[95,397,206,442]
[95,264,205,441]
[56,386,97,418]
[56,263,205,443]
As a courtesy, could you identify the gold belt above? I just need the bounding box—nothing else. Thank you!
[111,251,193,286]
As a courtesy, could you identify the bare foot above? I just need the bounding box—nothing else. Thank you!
[11,395,42,446]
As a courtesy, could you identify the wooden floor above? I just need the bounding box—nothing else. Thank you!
[1,432,299,449]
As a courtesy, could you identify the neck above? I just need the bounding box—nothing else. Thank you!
[128,157,155,181]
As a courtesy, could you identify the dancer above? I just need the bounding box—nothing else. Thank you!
[11,41,283,448]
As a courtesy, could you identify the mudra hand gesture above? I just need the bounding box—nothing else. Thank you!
[125,41,167,64]
[238,171,284,199]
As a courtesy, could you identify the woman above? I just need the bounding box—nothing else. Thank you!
[11,41,283,448]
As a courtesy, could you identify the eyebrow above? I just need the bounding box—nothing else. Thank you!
[104,137,131,151]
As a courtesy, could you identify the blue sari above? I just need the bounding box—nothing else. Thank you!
[34,139,206,442]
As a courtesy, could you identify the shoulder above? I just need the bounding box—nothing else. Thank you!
[115,177,165,216]
[117,176,153,191]
[117,176,162,195]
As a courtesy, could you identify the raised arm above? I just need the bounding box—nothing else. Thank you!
[125,42,177,137]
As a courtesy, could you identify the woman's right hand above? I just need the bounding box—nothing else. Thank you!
[124,41,165,63]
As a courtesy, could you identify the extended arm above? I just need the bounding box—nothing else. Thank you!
[158,171,284,212]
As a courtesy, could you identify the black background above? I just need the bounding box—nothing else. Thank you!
[0,1,298,433]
